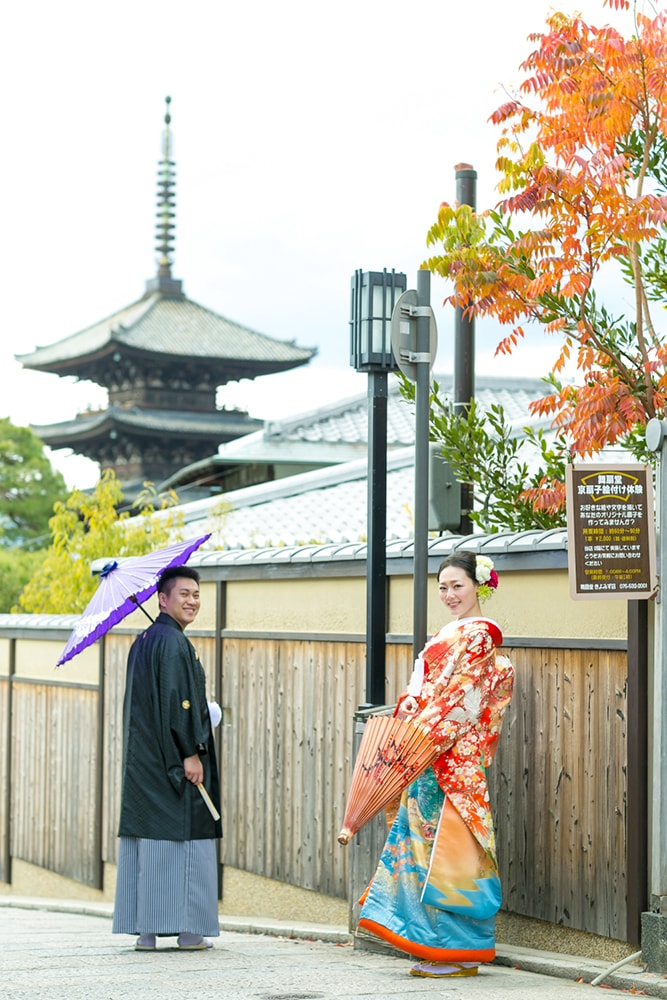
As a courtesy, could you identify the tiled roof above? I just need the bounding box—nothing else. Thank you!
[17,293,315,370]
[213,373,550,463]
[0,613,81,631]
[30,405,261,443]
[165,441,541,551]
[135,374,564,551]
[159,449,398,547]
[189,527,569,569]
[206,449,417,550]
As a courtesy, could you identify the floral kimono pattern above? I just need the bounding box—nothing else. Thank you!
[358,616,514,963]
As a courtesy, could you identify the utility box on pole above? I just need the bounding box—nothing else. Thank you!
[428,443,461,532]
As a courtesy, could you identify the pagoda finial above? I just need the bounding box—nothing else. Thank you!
[145,95,183,297]
[156,95,176,277]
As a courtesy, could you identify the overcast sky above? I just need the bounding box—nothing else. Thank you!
[0,0,635,486]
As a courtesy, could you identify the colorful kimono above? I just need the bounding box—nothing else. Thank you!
[358,616,514,963]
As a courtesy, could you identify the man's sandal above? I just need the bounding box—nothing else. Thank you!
[177,935,213,950]
[134,935,156,951]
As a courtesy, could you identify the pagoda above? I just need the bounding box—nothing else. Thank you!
[17,97,316,499]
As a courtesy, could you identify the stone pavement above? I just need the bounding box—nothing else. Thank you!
[1,897,666,1000]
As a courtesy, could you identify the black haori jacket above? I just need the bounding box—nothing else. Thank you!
[118,612,222,841]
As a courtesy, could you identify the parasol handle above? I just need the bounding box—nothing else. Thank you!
[129,594,155,623]
[337,829,353,846]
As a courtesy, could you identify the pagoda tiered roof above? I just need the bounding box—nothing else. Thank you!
[17,290,315,386]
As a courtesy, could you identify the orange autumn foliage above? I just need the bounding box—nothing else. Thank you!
[424,0,667,514]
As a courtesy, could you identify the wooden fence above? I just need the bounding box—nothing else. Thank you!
[220,636,365,898]
[0,674,10,884]
[0,626,641,944]
[490,645,630,940]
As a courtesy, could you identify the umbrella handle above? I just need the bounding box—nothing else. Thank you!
[129,594,155,623]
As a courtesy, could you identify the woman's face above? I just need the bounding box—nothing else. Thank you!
[438,564,481,620]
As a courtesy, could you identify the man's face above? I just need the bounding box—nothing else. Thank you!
[158,577,201,629]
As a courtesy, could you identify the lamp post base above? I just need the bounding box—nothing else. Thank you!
[641,911,667,973]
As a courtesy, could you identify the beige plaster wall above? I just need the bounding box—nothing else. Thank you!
[226,578,366,633]
[15,638,99,684]
[0,637,9,677]
[194,580,217,631]
[388,575,441,635]
[486,569,626,639]
[225,568,628,641]
[388,568,627,640]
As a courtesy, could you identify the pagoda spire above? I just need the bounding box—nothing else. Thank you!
[145,95,183,297]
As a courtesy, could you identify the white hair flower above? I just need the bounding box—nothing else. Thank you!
[475,555,498,601]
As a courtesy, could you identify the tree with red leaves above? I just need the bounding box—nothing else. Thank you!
[424,0,667,520]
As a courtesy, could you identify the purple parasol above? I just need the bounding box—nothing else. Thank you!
[57,533,211,666]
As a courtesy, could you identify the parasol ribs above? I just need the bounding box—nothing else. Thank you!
[337,714,439,846]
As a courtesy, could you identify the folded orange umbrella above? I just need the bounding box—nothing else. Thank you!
[337,715,439,845]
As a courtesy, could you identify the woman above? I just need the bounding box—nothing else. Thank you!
[357,551,514,979]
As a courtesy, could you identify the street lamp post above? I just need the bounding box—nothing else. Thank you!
[350,268,407,707]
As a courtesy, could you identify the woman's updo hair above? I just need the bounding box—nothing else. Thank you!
[437,551,477,583]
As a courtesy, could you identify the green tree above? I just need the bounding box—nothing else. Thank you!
[0,418,67,550]
[399,377,568,533]
[0,549,45,612]
[423,0,667,519]
[15,469,182,614]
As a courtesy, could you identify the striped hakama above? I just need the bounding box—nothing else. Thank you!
[112,837,220,937]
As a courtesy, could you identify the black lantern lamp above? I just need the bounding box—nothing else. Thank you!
[350,268,406,707]
[350,269,407,372]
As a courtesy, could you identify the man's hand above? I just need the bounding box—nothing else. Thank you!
[183,753,204,785]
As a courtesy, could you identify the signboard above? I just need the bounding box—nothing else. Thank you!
[389,289,437,383]
[566,463,657,600]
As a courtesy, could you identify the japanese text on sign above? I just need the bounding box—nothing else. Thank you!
[565,464,657,600]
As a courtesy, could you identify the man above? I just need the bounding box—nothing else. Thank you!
[112,565,222,951]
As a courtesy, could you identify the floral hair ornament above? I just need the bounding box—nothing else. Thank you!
[475,555,499,601]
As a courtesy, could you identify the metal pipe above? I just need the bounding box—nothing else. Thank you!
[454,163,477,535]
[626,600,649,944]
[413,269,431,660]
[590,949,643,987]
[651,424,667,908]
